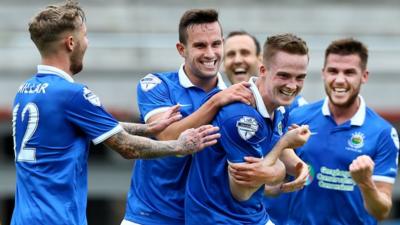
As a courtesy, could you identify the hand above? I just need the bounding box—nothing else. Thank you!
[212,82,255,107]
[283,124,311,149]
[147,105,182,136]
[228,157,286,188]
[281,162,309,193]
[349,155,374,187]
[175,125,220,155]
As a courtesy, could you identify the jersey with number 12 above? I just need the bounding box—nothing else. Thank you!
[11,65,122,225]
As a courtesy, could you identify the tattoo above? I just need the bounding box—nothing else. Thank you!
[120,122,150,137]
[104,130,178,159]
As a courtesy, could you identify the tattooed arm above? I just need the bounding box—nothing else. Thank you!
[120,105,182,137]
[104,125,220,159]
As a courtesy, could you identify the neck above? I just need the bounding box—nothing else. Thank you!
[329,97,360,125]
[184,67,218,92]
[255,78,276,119]
[41,55,72,76]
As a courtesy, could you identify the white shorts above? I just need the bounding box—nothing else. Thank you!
[266,220,275,225]
[120,219,141,225]
[121,218,274,225]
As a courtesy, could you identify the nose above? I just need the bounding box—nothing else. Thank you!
[233,53,243,64]
[334,72,346,83]
[204,46,216,59]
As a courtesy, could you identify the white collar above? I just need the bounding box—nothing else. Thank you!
[37,65,74,83]
[322,95,366,126]
[178,64,227,89]
[248,77,285,118]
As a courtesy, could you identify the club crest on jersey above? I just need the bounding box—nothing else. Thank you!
[140,74,161,92]
[236,116,259,140]
[277,121,283,136]
[347,132,365,149]
[83,87,101,106]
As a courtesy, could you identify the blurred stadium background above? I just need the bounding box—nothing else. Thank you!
[1,0,400,224]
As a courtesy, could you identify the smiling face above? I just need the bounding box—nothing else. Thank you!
[224,34,261,84]
[176,21,223,85]
[323,53,368,109]
[258,51,308,112]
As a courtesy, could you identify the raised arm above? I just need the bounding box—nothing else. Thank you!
[349,155,393,220]
[120,105,182,137]
[228,125,311,201]
[103,125,220,159]
[150,82,253,140]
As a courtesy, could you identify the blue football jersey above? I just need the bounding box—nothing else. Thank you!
[124,65,226,225]
[185,77,285,225]
[286,97,399,225]
[264,94,307,225]
[11,65,122,225]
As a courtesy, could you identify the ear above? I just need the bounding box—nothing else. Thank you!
[361,70,369,84]
[65,35,74,52]
[176,42,186,58]
[259,64,267,77]
[321,67,325,80]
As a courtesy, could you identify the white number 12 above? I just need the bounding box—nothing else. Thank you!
[12,103,39,162]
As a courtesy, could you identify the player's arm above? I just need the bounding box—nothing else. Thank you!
[229,159,286,200]
[103,125,220,159]
[278,149,309,192]
[120,105,182,137]
[349,155,393,220]
[150,82,254,140]
[228,125,310,197]
[228,125,311,201]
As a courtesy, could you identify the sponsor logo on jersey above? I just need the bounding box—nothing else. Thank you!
[347,132,365,150]
[140,74,162,91]
[236,116,258,140]
[83,87,101,106]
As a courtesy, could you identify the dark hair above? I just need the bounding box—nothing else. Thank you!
[29,0,85,54]
[178,9,221,44]
[324,38,368,70]
[226,31,261,56]
[263,33,308,67]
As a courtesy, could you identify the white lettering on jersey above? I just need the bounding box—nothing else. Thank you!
[18,83,49,94]
[83,87,101,106]
[140,74,161,92]
[236,116,259,140]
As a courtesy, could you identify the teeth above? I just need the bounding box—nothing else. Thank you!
[281,90,294,96]
[203,61,214,67]
[334,88,347,93]
[234,68,246,73]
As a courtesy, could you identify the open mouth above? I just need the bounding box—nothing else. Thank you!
[233,68,247,75]
[202,60,217,69]
[280,89,295,96]
[333,87,348,94]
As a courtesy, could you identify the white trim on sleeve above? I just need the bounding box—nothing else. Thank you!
[143,107,171,122]
[92,124,123,145]
[372,175,395,184]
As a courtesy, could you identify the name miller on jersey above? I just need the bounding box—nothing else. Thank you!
[18,82,49,94]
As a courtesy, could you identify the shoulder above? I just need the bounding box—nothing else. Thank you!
[219,102,260,120]
[138,71,179,92]
[289,100,323,122]
[365,107,398,137]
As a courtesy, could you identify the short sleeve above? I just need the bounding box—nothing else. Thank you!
[218,114,267,163]
[65,86,122,145]
[372,127,399,184]
[137,73,174,122]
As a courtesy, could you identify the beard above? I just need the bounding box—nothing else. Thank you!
[69,42,84,75]
[325,84,360,109]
